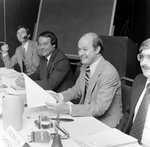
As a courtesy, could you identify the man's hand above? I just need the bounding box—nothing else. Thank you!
[1,44,9,53]
[45,93,70,114]
[15,76,25,88]
[23,58,30,69]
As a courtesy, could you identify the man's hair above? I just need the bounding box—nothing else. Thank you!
[39,31,58,48]
[16,25,30,36]
[139,38,150,53]
[92,34,104,54]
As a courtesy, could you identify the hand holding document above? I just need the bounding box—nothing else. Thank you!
[23,73,56,107]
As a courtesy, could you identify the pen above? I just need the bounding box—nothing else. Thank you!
[55,124,70,138]
[10,85,17,90]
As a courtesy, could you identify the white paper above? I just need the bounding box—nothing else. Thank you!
[74,128,138,147]
[61,118,110,138]
[0,67,22,78]
[1,76,26,95]
[23,73,56,107]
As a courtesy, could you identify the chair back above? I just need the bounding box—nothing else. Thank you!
[121,77,133,114]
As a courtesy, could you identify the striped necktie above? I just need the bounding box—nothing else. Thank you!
[130,83,150,144]
[84,66,90,92]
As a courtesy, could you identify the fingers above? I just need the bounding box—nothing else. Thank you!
[1,44,9,53]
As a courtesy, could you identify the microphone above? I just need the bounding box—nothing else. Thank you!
[23,36,28,39]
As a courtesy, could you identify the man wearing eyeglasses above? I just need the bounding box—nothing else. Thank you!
[116,38,150,147]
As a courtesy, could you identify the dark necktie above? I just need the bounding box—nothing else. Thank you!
[81,66,90,104]
[84,66,90,92]
[130,83,150,144]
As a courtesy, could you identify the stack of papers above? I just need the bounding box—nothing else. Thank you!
[74,128,138,147]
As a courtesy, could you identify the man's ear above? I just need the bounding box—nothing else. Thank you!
[27,34,31,38]
[96,46,100,54]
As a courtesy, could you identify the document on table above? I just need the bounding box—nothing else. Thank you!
[23,73,56,107]
[24,105,52,118]
[0,67,22,78]
[61,118,110,138]
[74,128,138,147]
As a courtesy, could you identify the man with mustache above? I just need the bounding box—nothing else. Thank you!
[116,38,150,146]
[45,32,122,128]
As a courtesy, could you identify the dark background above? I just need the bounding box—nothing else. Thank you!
[0,0,149,76]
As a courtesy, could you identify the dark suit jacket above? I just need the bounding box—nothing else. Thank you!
[116,74,147,134]
[29,49,74,92]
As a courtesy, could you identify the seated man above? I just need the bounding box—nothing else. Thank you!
[16,31,74,93]
[116,38,150,146]
[45,32,123,128]
[1,25,40,75]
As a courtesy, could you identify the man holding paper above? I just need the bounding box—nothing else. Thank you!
[46,32,122,128]
[16,31,74,92]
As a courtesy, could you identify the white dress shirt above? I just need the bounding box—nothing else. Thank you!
[22,40,29,52]
[134,79,150,147]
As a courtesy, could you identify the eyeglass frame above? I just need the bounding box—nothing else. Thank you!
[137,53,150,62]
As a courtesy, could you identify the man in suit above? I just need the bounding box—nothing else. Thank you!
[116,38,150,146]
[46,32,122,128]
[1,25,40,75]
[16,31,74,93]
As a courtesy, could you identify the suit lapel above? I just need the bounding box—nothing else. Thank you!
[26,40,32,66]
[17,46,23,72]
[130,76,147,115]
[84,56,105,104]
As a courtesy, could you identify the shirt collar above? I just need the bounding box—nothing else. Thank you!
[46,54,52,61]
[89,56,101,76]
[146,78,150,86]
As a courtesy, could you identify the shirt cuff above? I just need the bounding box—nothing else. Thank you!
[2,52,8,57]
[58,93,64,100]
[68,104,72,115]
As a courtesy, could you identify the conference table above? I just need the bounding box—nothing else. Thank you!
[0,67,142,147]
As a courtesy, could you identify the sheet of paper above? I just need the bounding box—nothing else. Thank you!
[23,73,56,107]
[74,128,138,147]
[0,67,22,78]
[2,77,26,95]
[61,118,110,138]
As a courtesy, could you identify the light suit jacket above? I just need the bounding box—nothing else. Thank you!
[2,40,40,75]
[116,74,147,134]
[62,56,122,128]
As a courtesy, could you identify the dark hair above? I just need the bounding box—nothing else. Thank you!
[16,25,30,36]
[39,31,58,48]
[92,34,104,54]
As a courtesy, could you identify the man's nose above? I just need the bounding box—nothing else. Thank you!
[78,50,84,56]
